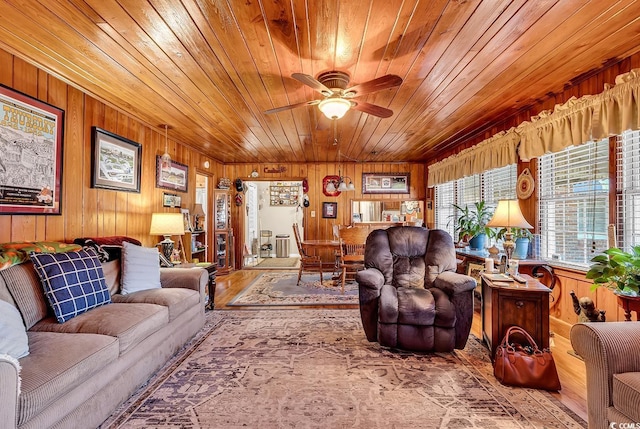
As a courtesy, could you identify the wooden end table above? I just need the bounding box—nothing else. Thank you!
[617,295,640,321]
[481,273,551,360]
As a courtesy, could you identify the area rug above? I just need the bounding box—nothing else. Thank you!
[227,271,358,306]
[102,310,586,429]
[253,257,299,268]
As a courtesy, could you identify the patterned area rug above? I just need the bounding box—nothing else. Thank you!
[227,271,358,306]
[102,310,586,429]
[253,257,299,268]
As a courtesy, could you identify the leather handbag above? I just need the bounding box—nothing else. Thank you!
[493,326,561,391]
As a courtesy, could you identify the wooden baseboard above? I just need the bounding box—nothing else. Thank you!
[550,316,573,340]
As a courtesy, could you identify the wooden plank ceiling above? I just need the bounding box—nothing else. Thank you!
[1,0,639,164]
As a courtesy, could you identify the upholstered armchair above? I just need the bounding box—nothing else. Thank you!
[356,226,476,352]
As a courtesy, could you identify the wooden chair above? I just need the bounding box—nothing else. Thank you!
[338,227,370,293]
[292,223,323,285]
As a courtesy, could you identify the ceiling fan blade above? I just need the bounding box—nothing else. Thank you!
[345,74,402,97]
[264,100,319,115]
[292,73,332,95]
[351,101,394,118]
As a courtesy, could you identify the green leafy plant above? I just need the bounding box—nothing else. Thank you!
[586,246,640,296]
[449,201,495,242]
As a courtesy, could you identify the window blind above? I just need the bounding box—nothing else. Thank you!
[483,164,516,212]
[617,130,640,250]
[435,181,455,237]
[538,139,609,266]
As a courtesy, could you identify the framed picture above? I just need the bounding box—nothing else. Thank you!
[156,156,188,192]
[362,172,410,194]
[181,208,192,232]
[466,262,485,285]
[322,202,337,219]
[91,127,142,193]
[0,84,64,214]
[162,192,181,208]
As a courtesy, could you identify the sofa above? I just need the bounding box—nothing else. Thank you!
[0,239,208,429]
[356,226,476,352]
[570,322,640,429]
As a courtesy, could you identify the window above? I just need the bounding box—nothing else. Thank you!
[434,181,455,237]
[434,164,516,240]
[538,139,609,266]
[617,130,640,250]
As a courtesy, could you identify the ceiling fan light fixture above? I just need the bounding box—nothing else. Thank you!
[318,97,351,120]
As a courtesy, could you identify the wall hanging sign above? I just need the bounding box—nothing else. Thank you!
[156,156,188,192]
[516,168,535,199]
[91,127,142,193]
[0,84,64,214]
[362,172,410,194]
[322,202,337,219]
[270,182,300,206]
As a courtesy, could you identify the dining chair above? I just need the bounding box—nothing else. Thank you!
[338,226,370,293]
[292,223,323,285]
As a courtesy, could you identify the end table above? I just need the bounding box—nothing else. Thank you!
[481,273,551,360]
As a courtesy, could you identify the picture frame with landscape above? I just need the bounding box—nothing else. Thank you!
[156,156,188,192]
[91,127,142,193]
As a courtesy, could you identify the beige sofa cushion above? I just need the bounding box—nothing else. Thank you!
[101,259,121,296]
[112,288,199,321]
[613,372,640,422]
[29,303,168,355]
[0,262,49,329]
[18,331,119,426]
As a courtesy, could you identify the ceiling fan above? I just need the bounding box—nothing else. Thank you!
[264,71,402,119]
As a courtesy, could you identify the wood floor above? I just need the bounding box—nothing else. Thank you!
[213,269,588,422]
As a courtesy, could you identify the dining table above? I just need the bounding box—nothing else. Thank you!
[300,239,342,279]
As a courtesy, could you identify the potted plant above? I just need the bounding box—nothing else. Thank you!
[495,227,533,259]
[586,246,640,297]
[450,201,494,250]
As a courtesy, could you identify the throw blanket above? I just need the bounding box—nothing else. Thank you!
[0,241,83,271]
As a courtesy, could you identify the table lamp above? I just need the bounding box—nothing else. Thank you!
[486,200,533,261]
[150,212,185,260]
[192,203,205,231]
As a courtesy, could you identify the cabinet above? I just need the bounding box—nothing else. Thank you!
[481,274,551,360]
[214,189,233,274]
[183,230,207,262]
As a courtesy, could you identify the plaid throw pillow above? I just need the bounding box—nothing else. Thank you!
[30,248,111,323]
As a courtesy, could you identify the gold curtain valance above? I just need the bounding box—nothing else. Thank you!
[429,68,640,182]
[428,128,519,186]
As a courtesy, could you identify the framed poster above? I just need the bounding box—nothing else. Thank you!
[362,172,410,194]
[0,84,64,214]
[162,192,181,208]
[322,202,337,219]
[156,156,188,192]
[91,127,142,193]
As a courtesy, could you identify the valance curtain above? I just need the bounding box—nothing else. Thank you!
[429,68,640,182]
[428,129,519,186]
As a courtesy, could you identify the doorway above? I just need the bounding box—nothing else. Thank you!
[242,180,304,267]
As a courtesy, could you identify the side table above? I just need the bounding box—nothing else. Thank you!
[617,295,640,321]
[481,273,551,360]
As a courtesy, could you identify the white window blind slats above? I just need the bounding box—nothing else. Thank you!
[617,130,640,249]
[538,139,609,266]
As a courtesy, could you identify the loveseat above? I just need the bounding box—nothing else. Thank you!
[356,226,476,352]
[0,239,208,429]
[570,322,640,429]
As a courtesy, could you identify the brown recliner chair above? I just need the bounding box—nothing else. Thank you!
[356,226,476,352]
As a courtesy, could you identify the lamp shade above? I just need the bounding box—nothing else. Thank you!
[318,97,351,119]
[150,213,185,236]
[486,200,533,229]
[192,203,205,217]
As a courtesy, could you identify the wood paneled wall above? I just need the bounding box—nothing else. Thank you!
[224,162,427,264]
[0,48,220,247]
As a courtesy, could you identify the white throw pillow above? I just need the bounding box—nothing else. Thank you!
[121,241,161,295]
[0,300,29,359]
